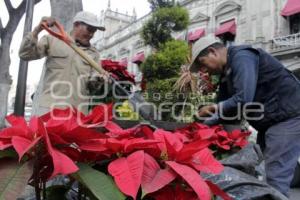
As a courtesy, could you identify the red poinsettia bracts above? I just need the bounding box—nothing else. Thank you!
[166,161,211,200]
[0,115,42,159]
[147,185,198,200]
[176,122,251,150]
[40,105,111,149]
[0,115,78,178]
[0,104,114,180]
[104,126,230,200]
[36,116,79,178]
[228,129,251,148]
[0,104,252,200]
[108,150,176,200]
[108,150,145,199]
[199,71,217,94]
[101,60,135,84]
[81,103,114,126]
[141,153,176,194]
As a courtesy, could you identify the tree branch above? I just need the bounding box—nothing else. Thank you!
[14,0,27,17]
[14,0,42,19]
[4,0,41,39]
[4,0,14,14]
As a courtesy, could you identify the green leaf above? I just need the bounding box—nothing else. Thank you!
[72,163,125,200]
[0,149,18,159]
[142,40,189,81]
[0,158,33,200]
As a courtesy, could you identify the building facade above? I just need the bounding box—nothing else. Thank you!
[93,0,300,77]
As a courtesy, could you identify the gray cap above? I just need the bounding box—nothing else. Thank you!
[73,11,105,31]
[189,35,221,72]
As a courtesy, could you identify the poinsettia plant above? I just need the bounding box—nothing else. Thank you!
[91,60,136,108]
[101,59,135,84]
[198,71,217,95]
[0,104,250,200]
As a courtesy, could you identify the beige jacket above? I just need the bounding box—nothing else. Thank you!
[19,33,100,115]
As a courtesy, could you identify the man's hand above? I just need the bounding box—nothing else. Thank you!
[32,16,56,38]
[100,71,111,83]
[198,104,218,117]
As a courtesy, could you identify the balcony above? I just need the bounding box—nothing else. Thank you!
[271,32,300,52]
[268,33,300,74]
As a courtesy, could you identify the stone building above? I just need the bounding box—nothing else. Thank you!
[93,0,300,77]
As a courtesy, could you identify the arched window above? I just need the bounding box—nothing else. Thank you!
[215,19,236,47]
[214,1,241,46]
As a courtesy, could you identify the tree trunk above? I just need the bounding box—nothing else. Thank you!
[0,38,12,128]
[50,0,83,32]
[0,0,41,128]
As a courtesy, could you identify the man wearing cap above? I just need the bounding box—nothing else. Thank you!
[190,35,300,197]
[19,11,108,116]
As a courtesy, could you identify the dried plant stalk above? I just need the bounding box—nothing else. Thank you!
[174,65,198,93]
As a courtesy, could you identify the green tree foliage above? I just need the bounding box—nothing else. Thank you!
[142,40,189,120]
[142,40,189,81]
[146,78,183,119]
[141,3,190,120]
[147,0,175,10]
[142,6,189,49]
[146,78,177,105]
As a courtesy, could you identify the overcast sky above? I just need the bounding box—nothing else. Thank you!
[0,0,150,95]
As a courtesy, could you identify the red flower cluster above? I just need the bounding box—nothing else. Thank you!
[198,71,217,94]
[176,123,251,150]
[101,60,135,84]
[0,104,112,179]
[0,104,250,200]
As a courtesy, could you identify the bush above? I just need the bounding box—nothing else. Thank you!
[142,6,189,48]
[146,78,190,120]
[141,4,190,121]
[142,40,189,81]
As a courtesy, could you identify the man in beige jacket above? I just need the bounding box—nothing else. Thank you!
[19,11,108,116]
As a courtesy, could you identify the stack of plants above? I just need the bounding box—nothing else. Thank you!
[0,104,250,199]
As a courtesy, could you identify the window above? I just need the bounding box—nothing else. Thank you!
[219,33,235,47]
[215,19,236,47]
[290,14,300,34]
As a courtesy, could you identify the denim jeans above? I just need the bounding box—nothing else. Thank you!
[264,115,300,197]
